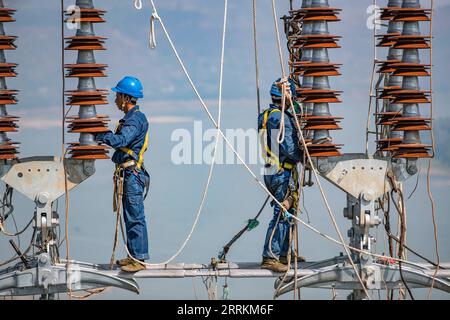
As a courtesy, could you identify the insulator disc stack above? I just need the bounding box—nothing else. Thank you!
[376,0,432,158]
[287,0,343,158]
[65,0,110,160]
[0,0,19,160]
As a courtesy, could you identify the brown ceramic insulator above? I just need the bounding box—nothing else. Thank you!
[0,62,17,77]
[390,35,431,49]
[65,36,106,51]
[291,35,341,49]
[306,142,343,157]
[65,8,106,23]
[297,89,342,103]
[0,7,16,23]
[380,8,402,21]
[392,8,431,22]
[0,35,16,50]
[67,142,109,160]
[66,115,110,133]
[378,88,429,103]
[389,90,430,104]
[0,138,19,159]
[291,8,342,22]
[389,63,430,77]
[376,111,403,126]
[65,63,108,78]
[379,62,430,76]
[290,61,341,77]
[376,32,402,47]
[393,144,432,158]
[302,115,343,131]
[0,115,19,132]
[0,89,17,105]
[377,58,402,74]
[376,137,403,152]
[392,117,431,131]
[65,89,109,105]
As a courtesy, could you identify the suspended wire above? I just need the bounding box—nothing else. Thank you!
[426,0,440,300]
[252,0,261,115]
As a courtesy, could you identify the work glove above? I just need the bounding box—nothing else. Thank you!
[94,132,109,142]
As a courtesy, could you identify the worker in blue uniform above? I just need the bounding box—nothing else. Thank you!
[258,78,305,273]
[96,76,150,272]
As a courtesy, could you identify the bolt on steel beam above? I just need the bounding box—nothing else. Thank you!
[65,0,110,160]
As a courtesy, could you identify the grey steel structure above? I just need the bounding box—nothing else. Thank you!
[0,158,138,298]
[276,0,447,300]
[0,0,448,300]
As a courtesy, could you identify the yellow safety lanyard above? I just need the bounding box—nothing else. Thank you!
[259,108,294,171]
[114,113,149,171]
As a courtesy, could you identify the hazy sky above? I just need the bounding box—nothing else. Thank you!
[0,0,449,300]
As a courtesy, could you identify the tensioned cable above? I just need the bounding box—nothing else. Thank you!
[141,0,432,272]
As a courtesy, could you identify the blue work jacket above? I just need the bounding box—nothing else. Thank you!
[258,104,303,164]
[97,106,149,164]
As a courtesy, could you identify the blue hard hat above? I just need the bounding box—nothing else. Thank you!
[112,76,144,99]
[270,78,297,98]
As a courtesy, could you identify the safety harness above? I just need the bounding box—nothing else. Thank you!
[112,111,151,214]
[259,107,300,213]
[259,107,294,171]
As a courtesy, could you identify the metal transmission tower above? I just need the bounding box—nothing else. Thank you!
[279,0,448,300]
[0,0,138,299]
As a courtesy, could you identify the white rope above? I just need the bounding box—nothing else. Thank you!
[136,0,419,273]
[134,0,142,10]
[153,0,228,265]
[252,0,262,115]
[149,12,159,49]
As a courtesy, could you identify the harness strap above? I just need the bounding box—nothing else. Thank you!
[260,108,294,171]
[114,112,151,200]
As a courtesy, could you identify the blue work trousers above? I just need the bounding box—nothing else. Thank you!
[262,169,292,259]
[122,169,150,260]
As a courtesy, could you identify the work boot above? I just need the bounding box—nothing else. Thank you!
[116,257,133,267]
[261,257,289,273]
[120,260,146,273]
[279,254,306,265]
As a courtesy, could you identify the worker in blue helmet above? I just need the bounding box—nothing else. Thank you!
[96,76,150,272]
[258,77,305,273]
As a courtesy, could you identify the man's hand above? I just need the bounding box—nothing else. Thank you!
[95,131,110,143]
[277,77,292,100]
[281,196,294,211]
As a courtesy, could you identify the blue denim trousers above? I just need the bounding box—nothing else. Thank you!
[122,169,150,260]
[262,169,292,259]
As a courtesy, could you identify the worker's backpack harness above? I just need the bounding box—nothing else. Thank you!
[113,113,150,202]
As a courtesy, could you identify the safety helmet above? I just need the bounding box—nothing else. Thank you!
[112,76,144,99]
[270,78,297,99]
